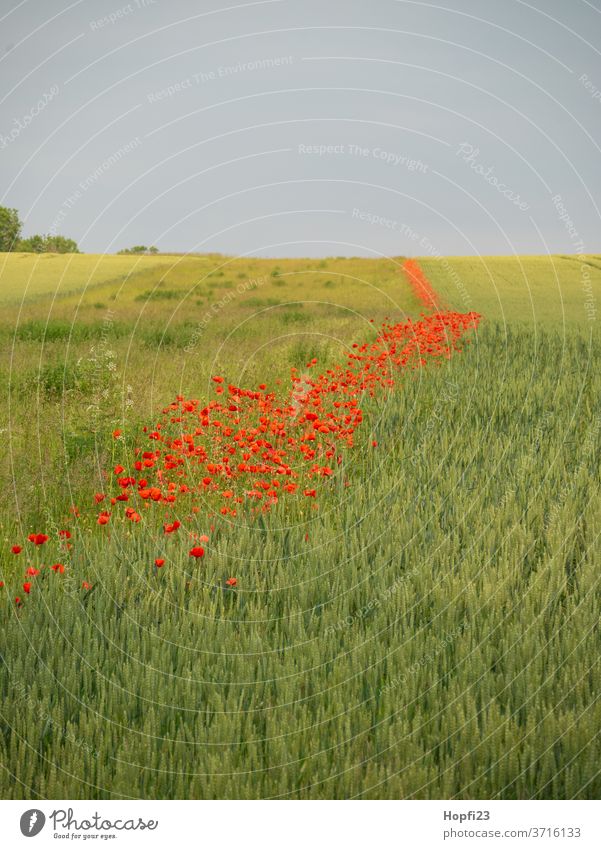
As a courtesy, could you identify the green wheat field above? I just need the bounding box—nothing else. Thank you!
[1,251,600,799]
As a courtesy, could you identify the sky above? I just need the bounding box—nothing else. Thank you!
[1,0,600,257]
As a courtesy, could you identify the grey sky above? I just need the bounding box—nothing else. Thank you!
[1,0,600,257]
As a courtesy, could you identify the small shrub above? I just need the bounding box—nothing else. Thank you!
[134,289,181,302]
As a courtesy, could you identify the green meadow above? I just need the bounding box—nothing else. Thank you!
[1,252,600,799]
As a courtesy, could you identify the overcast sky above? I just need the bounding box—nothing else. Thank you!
[1,0,600,257]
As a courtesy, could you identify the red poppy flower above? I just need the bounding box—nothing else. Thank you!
[11,545,22,554]
[94,493,106,503]
[23,582,31,594]
[29,533,48,546]
[82,581,92,590]
[51,563,65,574]
[155,558,165,568]
[26,567,40,577]
[189,546,204,558]
[58,530,72,539]
[97,513,110,526]
[112,429,122,438]
[15,597,22,607]
[84,267,480,557]
[225,577,237,587]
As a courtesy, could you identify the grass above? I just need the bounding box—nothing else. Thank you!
[0,253,600,799]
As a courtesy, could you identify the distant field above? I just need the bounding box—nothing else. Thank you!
[0,252,187,303]
[419,254,601,325]
[0,253,422,397]
[3,252,599,326]
[1,253,600,800]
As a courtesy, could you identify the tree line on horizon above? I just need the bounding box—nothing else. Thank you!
[0,206,79,254]
[0,206,158,256]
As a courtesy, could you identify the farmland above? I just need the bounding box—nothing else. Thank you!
[1,252,600,799]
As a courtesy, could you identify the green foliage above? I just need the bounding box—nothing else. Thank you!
[18,234,80,253]
[118,245,159,254]
[134,288,181,302]
[141,326,179,348]
[34,363,87,398]
[245,297,283,307]
[0,205,22,250]
[16,233,45,252]
[12,319,126,343]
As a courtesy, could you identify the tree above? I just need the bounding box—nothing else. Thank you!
[117,245,159,255]
[45,235,80,253]
[17,234,45,252]
[0,206,22,251]
[18,233,80,253]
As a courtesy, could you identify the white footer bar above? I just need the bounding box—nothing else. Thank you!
[0,799,598,848]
